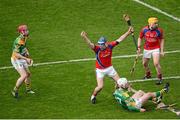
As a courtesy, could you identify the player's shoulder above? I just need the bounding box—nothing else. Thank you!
[140,26,149,33]
[107,41,113,44]
[107,41,118,45]
[93,44,100,51]
[15,35,25,45]
[94,44,100,48]
[15,34,23,40]
[142,26,149,30]
[157,27,163,32]
[14,36,20,43]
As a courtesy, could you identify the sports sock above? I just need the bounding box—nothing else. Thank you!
[25,83,31,91]
[91,95,96,100]
[155,91,161,97]
[155,88,166,98]
[160,88,166,94]
[157,74,162,80]
[92,91,97,96]
[146,71,151,77]
[13,86,18,92]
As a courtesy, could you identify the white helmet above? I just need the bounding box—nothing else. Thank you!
[117,78,128,88]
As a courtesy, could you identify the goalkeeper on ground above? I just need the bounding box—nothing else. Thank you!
[113,78,169,112]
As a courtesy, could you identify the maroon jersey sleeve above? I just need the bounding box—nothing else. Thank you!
[93,45,100,52]
[139,28,144,39]
[108,41,119,49]
[158,28,164,39]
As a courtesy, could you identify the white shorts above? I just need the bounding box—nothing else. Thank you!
[134,98,142,109]
[11,58,28,70]
[96,66,117,79]
[143,48,160,59]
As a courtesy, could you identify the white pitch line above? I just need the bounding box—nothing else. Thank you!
[129,76,180,83]
[0,50,180,70]
[133,0,180,22]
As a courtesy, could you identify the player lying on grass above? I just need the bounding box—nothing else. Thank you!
[113,78,169,112]
[11,25,35,98]
[81,26,134,104]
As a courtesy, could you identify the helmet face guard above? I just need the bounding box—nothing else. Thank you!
[117,78,129,89]
[98,36,106,46]
[98,43,105,46]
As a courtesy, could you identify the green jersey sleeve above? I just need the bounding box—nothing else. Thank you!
[114,89,130,109]
[13,43,21,53]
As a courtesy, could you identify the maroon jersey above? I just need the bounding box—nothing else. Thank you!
[139,26,163,50]
[93,41,119,69]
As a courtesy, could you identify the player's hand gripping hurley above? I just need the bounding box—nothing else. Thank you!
[123,14,138,75]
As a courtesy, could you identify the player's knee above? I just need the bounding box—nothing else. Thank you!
[146,92,153,96]
[27,72,31,77]
[97,85,103,90]
[153,62,159,67]
[21,73,29,79]
[20,74,27,80]
[143,62,148,67]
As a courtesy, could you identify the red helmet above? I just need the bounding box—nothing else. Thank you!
[17,24,29,36]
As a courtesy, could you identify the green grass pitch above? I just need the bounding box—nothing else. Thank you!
[0,0,179,119]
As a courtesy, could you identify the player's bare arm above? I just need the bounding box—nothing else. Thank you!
[128,84,138,93]
[137,37,142,55]
[81,31,95,49]
[160,38,165,57]
[116,26,134,43]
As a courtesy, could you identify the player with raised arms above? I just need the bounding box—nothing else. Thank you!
[80,26,134,104]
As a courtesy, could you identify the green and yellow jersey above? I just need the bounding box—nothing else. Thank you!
[114,89,140,112]
[11,34,27,59]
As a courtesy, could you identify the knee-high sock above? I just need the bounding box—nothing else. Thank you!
[25,82,31,91]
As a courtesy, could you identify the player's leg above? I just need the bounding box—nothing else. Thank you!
[11,59,28,98]
[138,92,157,105]
[91,77,104,104]
[131,90,145,99]
[12,67,28,98]
[152,50,162,85]
[138,83,169,105]
[24,67,35,94]
[107,66,119,89]
[90,69,105,104]
[132,90,161,105]
[143,50,151,79]
[111,73,120,81]
[111,73,120,89]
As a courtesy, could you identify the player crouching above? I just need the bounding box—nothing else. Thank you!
[114,78,169,112]
[11,25,35,98]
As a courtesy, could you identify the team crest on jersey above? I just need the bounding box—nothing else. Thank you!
[145,32,159,42]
